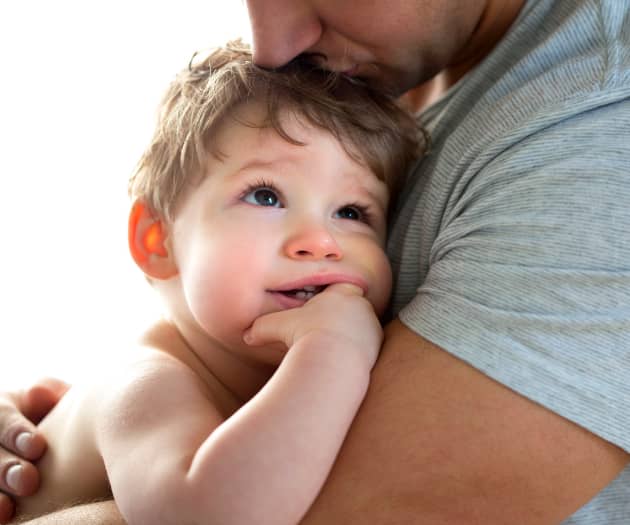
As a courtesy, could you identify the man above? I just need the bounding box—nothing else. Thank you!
[1,1,628,523]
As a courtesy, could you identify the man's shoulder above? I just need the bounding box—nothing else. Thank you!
[422,0,630,169]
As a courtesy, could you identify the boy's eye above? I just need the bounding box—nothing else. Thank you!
[335,205,365,222]
[243,187,281,207]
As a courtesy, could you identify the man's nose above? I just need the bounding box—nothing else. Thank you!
[283,224,343,261]
[245,0,323,68]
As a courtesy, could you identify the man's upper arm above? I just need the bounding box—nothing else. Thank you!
[301,319,629,524]
[318,97,629,523]
[16,500,125,525]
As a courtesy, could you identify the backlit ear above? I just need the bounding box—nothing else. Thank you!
[128,200,178,279]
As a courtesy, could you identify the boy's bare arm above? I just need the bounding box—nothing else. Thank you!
[102,283,380,525]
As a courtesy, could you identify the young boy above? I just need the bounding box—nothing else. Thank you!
[15,41,420,524]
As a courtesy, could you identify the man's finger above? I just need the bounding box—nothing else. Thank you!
[22,377,70,424]
[0,402,46,462]
[0,456,39,497]
[0,492,15,524]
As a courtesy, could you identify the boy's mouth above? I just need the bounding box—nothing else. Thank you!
[278,285,326,301]
[268,274,368,308]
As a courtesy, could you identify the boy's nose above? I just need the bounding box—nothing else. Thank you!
[246,0,323,68]
[283,225,343,261]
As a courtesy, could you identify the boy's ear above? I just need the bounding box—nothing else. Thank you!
[128,200,178,279]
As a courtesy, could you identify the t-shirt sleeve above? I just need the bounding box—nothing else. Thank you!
[398,97,630,452]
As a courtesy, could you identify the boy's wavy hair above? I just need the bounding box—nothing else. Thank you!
[129,40,424,221]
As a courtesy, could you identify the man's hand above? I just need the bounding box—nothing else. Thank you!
[245,283,383,370]
[0,378,68,523]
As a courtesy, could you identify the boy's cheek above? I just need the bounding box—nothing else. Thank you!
[367,253,393,317]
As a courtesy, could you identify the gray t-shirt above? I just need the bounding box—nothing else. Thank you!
[387,0,630,522]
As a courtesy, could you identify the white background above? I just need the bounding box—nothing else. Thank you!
[0,2,251,388]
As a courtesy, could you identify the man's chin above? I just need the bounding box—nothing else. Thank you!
[361,71,416,98]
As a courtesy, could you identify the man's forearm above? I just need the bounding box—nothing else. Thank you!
[19,500,125,525]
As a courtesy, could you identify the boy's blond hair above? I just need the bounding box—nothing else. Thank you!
[129,40,423,221]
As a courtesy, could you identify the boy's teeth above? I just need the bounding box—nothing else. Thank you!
[280,285,326,300]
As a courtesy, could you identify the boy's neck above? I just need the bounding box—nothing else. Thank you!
[139,320,274,413]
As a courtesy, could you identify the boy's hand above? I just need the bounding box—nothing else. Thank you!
[244,283,383,369]
[0,378,69,523]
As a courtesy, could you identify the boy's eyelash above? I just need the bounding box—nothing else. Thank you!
[240,178,281,198]
[239,180,375,225]
[344,202,374,224]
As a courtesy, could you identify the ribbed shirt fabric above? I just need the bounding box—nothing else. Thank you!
[387,1,630,521]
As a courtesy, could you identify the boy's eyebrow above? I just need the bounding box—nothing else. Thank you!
[237,158,278,172]
[356,185,389,212]
[236,157,387,207]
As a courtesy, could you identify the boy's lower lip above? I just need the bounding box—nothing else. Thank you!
[268,291,309,309]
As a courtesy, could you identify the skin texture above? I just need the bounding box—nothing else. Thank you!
[1,1,629,523]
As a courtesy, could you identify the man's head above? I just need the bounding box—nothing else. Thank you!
[245,0,526,96]
[129,40,421,222]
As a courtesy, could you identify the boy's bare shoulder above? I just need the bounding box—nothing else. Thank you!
[97,323,222,428]
[15,324,221,521]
